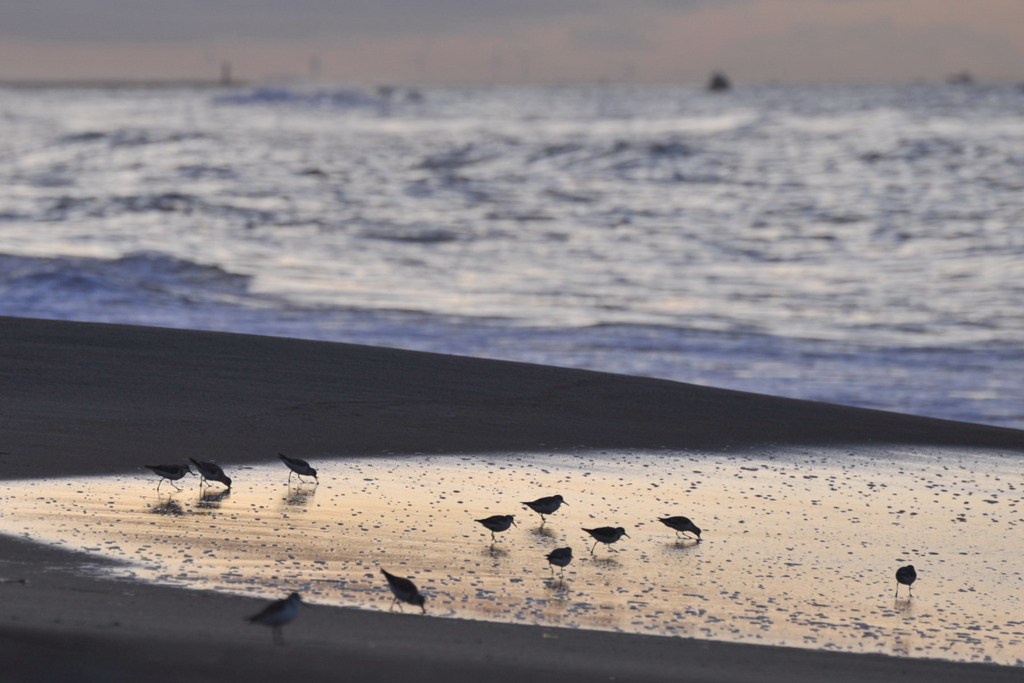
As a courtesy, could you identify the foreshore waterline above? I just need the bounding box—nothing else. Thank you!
[1,315,1022,682]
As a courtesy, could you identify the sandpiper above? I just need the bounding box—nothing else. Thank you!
[582,526,629,554]
[246,592,302,645]
[278,453,318,484]
[895,564,917,598]
[546,547,573,578]
[189,458,232,489]
[658,516,702,540]
[381,569,426,613]
[145,463,193,491]
[476,514,517,542]
[522,495,567,524]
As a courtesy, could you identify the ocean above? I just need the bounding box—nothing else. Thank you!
[1,82,1023,428]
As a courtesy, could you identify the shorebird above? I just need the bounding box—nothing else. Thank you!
[189,458,232,489]
[476,514,517,543]
[278,453,318,484]
[546,547,573,578]
[582,526,629,554]
[658,516,702,540]
[145,463,193,491]
[522,495,567,524]
[246,592,302,645]
[895,565,917,598]
[381,569,426,613]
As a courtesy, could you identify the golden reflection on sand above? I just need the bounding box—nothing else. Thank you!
[1,449,1022,664]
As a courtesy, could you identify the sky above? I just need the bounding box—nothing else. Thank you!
[1,0,1023,84]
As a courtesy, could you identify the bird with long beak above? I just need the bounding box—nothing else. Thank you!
[278,453,318,484]
[189,458,232,489]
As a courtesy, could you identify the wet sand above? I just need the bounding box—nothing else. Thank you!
[2,315,1023,681]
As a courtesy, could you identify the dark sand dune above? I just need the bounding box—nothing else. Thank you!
[2,316,1021,481]
[1,315,1022,682]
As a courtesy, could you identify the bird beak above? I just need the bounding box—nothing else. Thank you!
[624,532,631,538]
[512,520,518,527]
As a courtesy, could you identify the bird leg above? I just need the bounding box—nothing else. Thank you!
[590,540,598,555]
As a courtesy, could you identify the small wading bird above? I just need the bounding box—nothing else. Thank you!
[895,565,917,598]
[476,514,517,543]
[189,458,232,489]
[546,547,573,579]
[583,526,630,555]
[381,569,426,613]
[246,592,302,646]
[522,495,567,525]
[145,463,193,492]
[658,516,702,540]
[279,453,318,484]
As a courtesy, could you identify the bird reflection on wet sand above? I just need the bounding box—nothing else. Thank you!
[197,488,231,510]
[530,525,557,541]
[894,599,915,617]
[151,498,185,516]
[664,538,701,554]
[483,545,509,560]
[545,576,572,593]
[284,483,317,508]
[588,556,621,568]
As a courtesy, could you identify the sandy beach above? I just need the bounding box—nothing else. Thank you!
[2,315,1023,682]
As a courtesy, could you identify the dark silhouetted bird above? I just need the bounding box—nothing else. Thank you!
[895,565,917,598]
[145,463,193,491]
[189,458,232,489]
[246,592,301,645]
[522,495,567,524]
[279,453,318,484]
[476,514,517,542]
[658,516,701,540]
[381,569,426,613]
[546,547,573,578]
[583,526,630,554]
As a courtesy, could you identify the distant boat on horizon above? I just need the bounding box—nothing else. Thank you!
[707,72,731,92]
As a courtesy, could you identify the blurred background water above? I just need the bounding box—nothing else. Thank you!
[1,83,1022,428]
